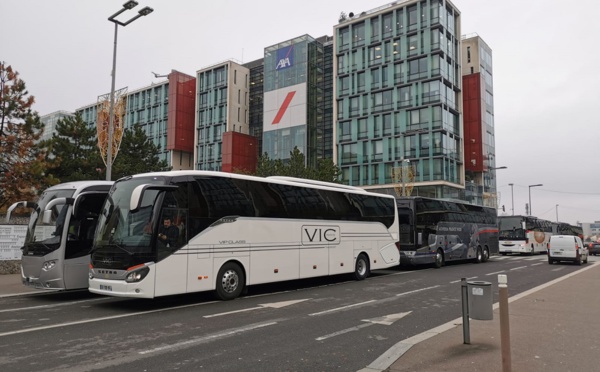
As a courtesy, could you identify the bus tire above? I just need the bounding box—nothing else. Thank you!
[354,253,370,280]
[475,247,483,263]
[434,249,444,269]
[215,262,245,301]
[482,247,490,262]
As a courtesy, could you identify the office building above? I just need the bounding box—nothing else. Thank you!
[334,0,463,199]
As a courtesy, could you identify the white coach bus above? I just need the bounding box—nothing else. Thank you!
[89,171,400,300]
[6,181,113,290]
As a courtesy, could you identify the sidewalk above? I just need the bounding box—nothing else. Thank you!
[364,262,600,372]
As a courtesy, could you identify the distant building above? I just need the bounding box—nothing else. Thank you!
[461,33,498,207]
[39,110,74,143]
[76,70,196,170]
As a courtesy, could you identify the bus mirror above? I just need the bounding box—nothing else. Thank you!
[130,184,179,212]
[42,209,53,224]
[5,201,37,222]
[417,232,422,245]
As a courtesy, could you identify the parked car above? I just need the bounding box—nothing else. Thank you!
[548,235,588,265]
[586,242,600,256]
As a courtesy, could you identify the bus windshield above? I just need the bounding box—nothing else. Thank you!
[94,176,165,256]
[23,189,75,255]
[498,217,525,240]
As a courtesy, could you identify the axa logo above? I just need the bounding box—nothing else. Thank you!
[276,58,291,70]
[275,45,294,71]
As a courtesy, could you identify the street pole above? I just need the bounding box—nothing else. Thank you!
[106,22,118,181]
[556,204,559,222]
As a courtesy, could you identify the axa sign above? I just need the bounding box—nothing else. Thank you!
[275,45,294,70]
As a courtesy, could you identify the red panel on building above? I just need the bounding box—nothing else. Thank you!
[222,131,258,174]
[167,70,196,153]
[462,73,484,172]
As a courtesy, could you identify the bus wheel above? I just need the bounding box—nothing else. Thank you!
[434,250,444,269]
[475,247,483,263]
[216,262,245,301]
[482,247,490,262]
[354,253,370,280]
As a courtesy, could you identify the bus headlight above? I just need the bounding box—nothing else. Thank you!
[42,260,56,271]
[125,267,150,283]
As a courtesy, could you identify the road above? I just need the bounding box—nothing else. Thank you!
[0,254,594,372]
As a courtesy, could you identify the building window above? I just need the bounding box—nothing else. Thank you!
[339,27,350,51]
[369,45,383,65]
[383,14,393,38]
[371,17,380,41]
[353,23,365,46]
[399,85,412,108]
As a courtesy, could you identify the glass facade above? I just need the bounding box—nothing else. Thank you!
[125,83,171,165]
[334,0,463,198]
[262,35,330,168]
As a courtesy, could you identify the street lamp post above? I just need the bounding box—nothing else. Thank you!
[556,204,559,222]
[528,184,543,216]
[106,1,154,181]
[508,183,514,215]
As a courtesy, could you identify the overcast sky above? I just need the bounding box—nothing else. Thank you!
[2,0,599,226]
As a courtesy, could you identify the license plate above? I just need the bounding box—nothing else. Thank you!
[100,285,113,291]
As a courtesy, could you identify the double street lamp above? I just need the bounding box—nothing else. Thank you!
[528,184,543,216]
[106,1,154,181]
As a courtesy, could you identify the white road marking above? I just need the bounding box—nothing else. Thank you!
[139,321,278,354]
[0,300,218,338]
[0,298,108,313]
[362,311,412,326]
[486,270,506,276]
[510,266,527,271]
[531,262,544,266]
[396,285,439,296]
[308,300,376,316]
[203,299,309,318]
[316,311,412,341]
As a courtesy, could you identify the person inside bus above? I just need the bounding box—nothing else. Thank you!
[158,216,179,248]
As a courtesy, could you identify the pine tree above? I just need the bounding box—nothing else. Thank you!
[111,125,170,179]
[45,113,104,182]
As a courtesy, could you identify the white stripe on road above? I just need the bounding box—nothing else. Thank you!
[485,270,506,276]
[0,300,218,338]
[308,300,376,316]
[396,285,439,296]
[315,322,373,341]
[139,321,278,354]
[510,266,527,271]
[0,298,108,313]
[531,262,544,266]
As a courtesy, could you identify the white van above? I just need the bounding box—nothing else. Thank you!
[548,235,588,265]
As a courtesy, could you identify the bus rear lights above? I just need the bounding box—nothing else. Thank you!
[42,260,56,271]
[274,269,279,273]
[125,267,149,283]
[313,265,317,269]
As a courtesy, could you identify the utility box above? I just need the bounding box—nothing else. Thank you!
[467,281,493,320]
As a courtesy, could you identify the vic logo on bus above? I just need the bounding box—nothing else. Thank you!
[275,45,294,70]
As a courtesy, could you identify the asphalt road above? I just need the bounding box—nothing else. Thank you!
[0,253,592,372]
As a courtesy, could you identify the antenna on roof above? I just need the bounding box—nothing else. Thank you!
[152,71,169,78]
